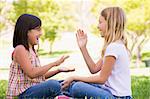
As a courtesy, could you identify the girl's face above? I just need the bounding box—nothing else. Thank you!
[27,26,42,47]
[97,16,107,37]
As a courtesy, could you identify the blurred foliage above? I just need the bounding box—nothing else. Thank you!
[0,1,5,13]
[132,51,150,60]
[91,0,150,66]
[7,0,77,53]
[142,52,150,60]
[1,0,150,56]
[0,1,6,32]
[91,0,150,37]
[0,23,5,32]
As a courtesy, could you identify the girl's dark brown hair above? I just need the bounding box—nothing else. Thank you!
[13,14,41,51]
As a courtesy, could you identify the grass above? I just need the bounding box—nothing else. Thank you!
[131,76,150,99]
[0,76,150,99]
[0,80,8,98]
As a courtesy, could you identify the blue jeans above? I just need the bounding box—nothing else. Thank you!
[61,81,132,99]
[18,80,61,99]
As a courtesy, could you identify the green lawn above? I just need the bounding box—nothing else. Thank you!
[131,76,150,99]
[0,80,8,98]
[0,76,150,99]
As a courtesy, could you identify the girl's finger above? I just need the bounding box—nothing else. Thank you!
[79,29,82,36]
[61,56,69,62]
[60,81,65,85]
[64,55,69,60]
[77,30,80,37]
[61,83,68,90]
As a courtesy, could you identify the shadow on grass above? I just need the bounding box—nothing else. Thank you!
[0,76,150,98]
[38,49,74,58]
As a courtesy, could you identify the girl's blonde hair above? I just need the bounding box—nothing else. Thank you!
[101,7,129,57]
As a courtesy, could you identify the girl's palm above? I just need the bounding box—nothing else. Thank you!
[76,29,87,48]
[58,67,75,72]
[55,56,69,66]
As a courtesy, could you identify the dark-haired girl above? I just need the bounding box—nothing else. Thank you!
[6,14,74,99]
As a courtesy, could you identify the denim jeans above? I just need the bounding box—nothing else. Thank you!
[18,80,61,99]
[61,81,132,99]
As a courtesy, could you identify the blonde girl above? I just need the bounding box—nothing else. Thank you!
[61,7,132,99]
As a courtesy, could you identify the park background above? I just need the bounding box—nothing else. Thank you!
[0,0,150,98]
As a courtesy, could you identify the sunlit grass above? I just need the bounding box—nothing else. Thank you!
[0,80,8,98]
[131,76,150,99]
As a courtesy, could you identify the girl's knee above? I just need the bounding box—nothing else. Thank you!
[72,82,85,90]
[70,82,85,95]
[46,80,61,91]
[45,80,61,96]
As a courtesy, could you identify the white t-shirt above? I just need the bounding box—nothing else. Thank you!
[104,40,132,96]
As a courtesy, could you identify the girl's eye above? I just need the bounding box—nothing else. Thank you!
[34,27,41,31]
[37,28,41,31]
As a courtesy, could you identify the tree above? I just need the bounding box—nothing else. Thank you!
[0,2,6,32]
[0,1,13,36]
[91,0,150,67]
[123,0,150,67]
[7,0,77,53]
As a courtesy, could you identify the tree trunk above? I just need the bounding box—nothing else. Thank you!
[136,45,141,68]
[49,42,53,54]
[135,37,148,67]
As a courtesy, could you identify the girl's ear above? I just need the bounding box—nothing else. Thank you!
[27,30,32,35]
[27,31,31,38]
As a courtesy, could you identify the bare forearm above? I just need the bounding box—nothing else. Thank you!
[44,69,60,79]
[31,62,56,78]
[80,47,97,73]
[73,74,105,84]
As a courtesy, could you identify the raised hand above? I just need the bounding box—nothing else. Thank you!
[55,56,69,66]
[76,29,87,48]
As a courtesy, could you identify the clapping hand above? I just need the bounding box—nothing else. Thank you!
[76,29,87,48]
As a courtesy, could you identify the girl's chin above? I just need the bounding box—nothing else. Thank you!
[32,42,38,45]
[34,42,38,45]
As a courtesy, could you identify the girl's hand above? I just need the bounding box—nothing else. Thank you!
[61,77,74,89]
[76,29,87,48]
[55,56,69,66]
[58,67,75,72]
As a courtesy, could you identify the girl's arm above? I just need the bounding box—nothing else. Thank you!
[44,67,75,79]
[62,56,115,89]
[76,29,102,74]
[44,69,60,79]
[80,46,103,74]
[14,45,68,79]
